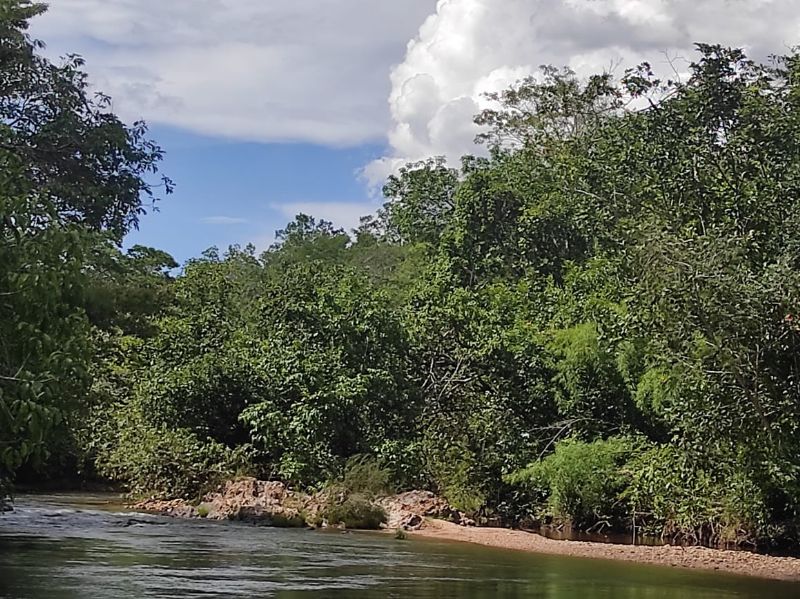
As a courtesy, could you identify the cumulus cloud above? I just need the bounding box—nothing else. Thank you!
[365,0,800,185]
[30,0,436,146]
[30,1,800,188]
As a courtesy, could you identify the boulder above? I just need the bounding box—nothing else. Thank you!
[377,490,468,531]
[134,478,471,532]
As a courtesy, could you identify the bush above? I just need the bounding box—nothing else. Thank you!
[506,436,640,527]
[339,455,394,499]
[323,494,386,529]
[322,457,391,529]
[374,440,427,490]
[624,444,772,546]
[97,420,235,499]
[424,441,487,515]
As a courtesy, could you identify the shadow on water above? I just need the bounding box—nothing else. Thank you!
[1,494,799,598]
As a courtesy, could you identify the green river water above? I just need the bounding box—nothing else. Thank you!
[0,494,798,598]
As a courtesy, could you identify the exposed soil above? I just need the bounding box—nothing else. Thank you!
[411,518,800,582]
[133,479,317,525]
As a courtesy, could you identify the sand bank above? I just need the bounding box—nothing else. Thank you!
[411,519,800,582]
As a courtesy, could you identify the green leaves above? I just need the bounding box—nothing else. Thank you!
[381,157,460,245]
[0,190,92,484]
[403,44,800,541]
[0,1,168,488]
[8,35,797,549]
[100,253,421,493]
[236,262,417,484]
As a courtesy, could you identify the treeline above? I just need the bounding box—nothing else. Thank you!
[0,0,172,493]
[3,2,800,549]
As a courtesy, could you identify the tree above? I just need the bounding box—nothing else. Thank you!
[262,213,349,269]
[381,157,460,245]
[0,167,91,486]
[0,1,169,489]
[0,1,171,239]
[84,243,177,336]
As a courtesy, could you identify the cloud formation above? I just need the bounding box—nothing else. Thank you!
[364,0,800,185]
[30,0,800,188]
[31,0,436,146]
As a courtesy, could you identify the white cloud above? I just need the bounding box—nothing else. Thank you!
[272,201,372,233]
[29,0,800,191]
[201,216,247,225]
[30,0,437,146]
[365,0,800,185]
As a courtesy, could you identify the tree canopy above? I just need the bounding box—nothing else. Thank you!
[3,2,800,549]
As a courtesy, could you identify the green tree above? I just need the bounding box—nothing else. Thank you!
[381,157,460,245]
[0,0,169,489]
[0,171,91,485]
[0,1,171,239]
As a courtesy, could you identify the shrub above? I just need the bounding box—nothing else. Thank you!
[506,436,640,527]
[374,440,427,490]
[320,455,394,529]
[339,455,394,499]
[424,441,487,515]
[97,419,235,499]
[624,444,772,546]
[441,475,486,516]
[323,494,386,529]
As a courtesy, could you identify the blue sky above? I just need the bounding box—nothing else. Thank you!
[30,0,438,264]
[127,126,385,264]
[31,1,799,265]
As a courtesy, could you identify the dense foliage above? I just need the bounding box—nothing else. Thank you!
[0,0,169,499]
[3,2,800,549]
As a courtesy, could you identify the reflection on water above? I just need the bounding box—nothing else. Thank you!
[0,494,798,598]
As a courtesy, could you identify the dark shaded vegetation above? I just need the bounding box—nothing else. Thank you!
[3,2,800,548]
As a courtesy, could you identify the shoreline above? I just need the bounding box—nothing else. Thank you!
[125,478,800,583]
[407,519,800,582]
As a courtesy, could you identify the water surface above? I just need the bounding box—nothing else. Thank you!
[1,494,798,598]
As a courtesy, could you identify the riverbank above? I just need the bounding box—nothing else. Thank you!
[130,477,800,582]
[132,478,471,530]
[7,494,797,599]
[410,518,800,582]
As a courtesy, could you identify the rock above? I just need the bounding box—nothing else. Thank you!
[170,505,200,519]
[479,516,503,528]
[199,479,310,527]
[459,516,477,527]
[134,478,323,528]
[133,498,199,518]
[119,518,168,527]
[377,490,465,531]
[133,478,466,533]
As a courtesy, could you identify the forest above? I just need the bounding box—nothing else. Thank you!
[2,1,800,550]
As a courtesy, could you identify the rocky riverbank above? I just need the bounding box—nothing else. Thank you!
[133,477,470,530]
[133,477,800,582]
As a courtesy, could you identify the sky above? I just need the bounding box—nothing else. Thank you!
[30,0,800,263]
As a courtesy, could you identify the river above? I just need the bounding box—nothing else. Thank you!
[0,494,798,598]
